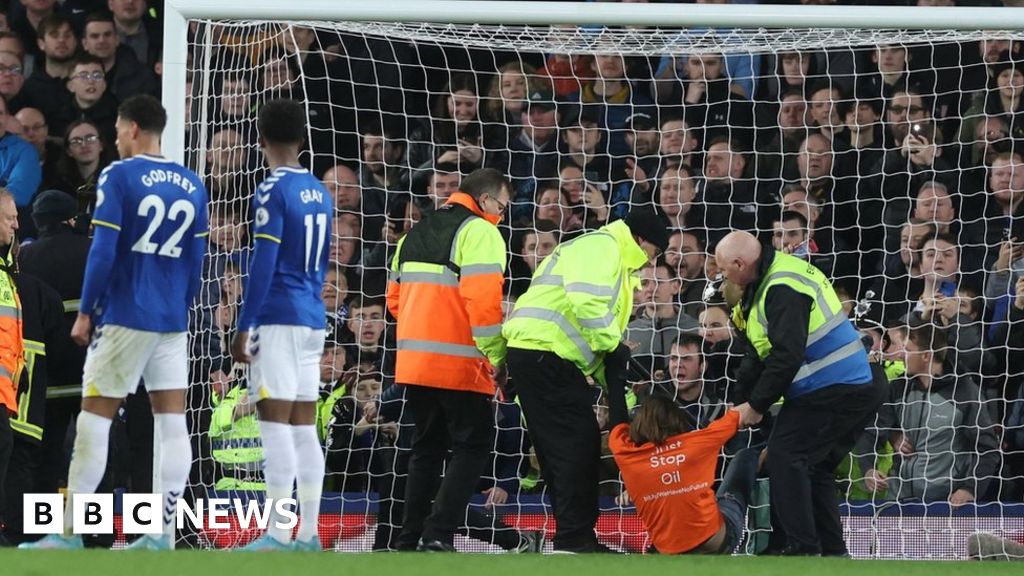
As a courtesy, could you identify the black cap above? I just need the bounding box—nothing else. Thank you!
[31,189,78,228]
[527,86,555,111]
[624,209,670,253]
[625,112,656,131]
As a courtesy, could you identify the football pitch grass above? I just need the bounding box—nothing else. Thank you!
[2,550,1021,576]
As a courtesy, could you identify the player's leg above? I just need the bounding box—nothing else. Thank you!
[290,328,326,550]
[248,326,299,547]
[138,331,191,550]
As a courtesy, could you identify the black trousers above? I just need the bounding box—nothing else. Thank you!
[400,385,494,546]
[766,369,887,553]
[37,397,78,494]
[0,411,11,527]
[3,433,42,544]
[507,348,599,551]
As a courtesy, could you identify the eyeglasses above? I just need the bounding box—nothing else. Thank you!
[72,71,105,82]
[69,134,99,147]
[488,196,507,216]
[0,66,22,76]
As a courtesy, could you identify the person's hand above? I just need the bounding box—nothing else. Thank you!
[436,149,460,165]
[903,134,937,167]
[918,294,938,323]
[382,221,400,245]
[935,295,960,325]
[458,138,483,165]
[492,363,508,391]
[995,239,1024,271]
[230,331,253,364]
[362,399,379,423]
[615,490,631,506]
[624,159,649,192]
[582,183,609,222]
[1015,276,1024,311]
[893,433,915,456]
[949,488,975,508]
[483,486,509,508]
[71,313,93,346]
[685,77,706,104]
[863,468,889,493]
[734,402,763,429]
[379,421,399,441]
[210,369,232,399]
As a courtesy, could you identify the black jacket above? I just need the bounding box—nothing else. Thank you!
[19,225,91,394]
[11,272,65,442]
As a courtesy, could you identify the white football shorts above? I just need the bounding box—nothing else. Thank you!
[248,325,325,402]
[82,325,188,398]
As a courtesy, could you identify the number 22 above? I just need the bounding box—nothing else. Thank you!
[131,195,196,258]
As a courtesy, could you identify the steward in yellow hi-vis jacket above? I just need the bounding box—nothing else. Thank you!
[503,209,668,553]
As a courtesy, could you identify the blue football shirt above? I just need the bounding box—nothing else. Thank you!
[237,166,332,330]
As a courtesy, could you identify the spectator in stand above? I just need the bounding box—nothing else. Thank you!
[857,325,998,505]
[204,127,249,204]
[481,61,538,146]
[0,93,39,217]
[8,0,64,63]
[345,296,387,369]
[757,90,809,182]
[0,50,27,113]
[858,44,929,104]
[54,119,115,223]
[21,14,74,136]
[108,0,162,69]
[676,52,754,147]
[959,53,1024,154]
[576,53,654,157]
[771,210,837,277]
[359,121,410,231]
[622,111,661,205]
[674,229,708,319]
[13,106,57,189]
[834,96,884,192]
[655,164,697,232]
[499,86,559,222]
[658,113,701,176]
[980,151,1024,260]
[65,55,119,147]
[807,84,844,142]
[81,12,157,103]
[626,259,699,376]
[698,302,743,404]
[532,180,582,237]
[320,163,360,212]
[695,137,767,246]
[911,181,986,279]
[422,162,460,211]
[881,88,929,151]
[558,104,624,221]
[508,219,559,298]
[408,74,487,183]
[661,333,729,429]
[322,264,349,327]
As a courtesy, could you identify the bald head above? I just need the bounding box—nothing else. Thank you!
[715,231,762,288]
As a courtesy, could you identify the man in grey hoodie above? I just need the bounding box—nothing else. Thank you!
[856,324,999,505]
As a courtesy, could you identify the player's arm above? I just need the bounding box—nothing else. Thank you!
[74,168,122,345]
[232,191,283,363]
[454,219,507,367]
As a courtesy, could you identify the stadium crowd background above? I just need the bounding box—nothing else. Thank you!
[2,0,1024,550]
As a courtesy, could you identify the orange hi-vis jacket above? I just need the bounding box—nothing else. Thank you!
[386,192,506,395]
[0,248,24,414]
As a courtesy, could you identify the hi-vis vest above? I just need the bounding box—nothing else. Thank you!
[503,220,648,377]
[387,192,506,395]
[0,249,23,413]
[732,252,872,399]
[210,386,264,491]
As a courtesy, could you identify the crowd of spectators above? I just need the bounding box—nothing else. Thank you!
[4,0,1024,548]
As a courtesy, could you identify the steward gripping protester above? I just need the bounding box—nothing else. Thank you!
[716,230,886,557]
[386,167,510,552]
[503,209,668,554]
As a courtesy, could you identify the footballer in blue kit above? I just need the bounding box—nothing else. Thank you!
[230,99,332,552]
[22,95,208,551]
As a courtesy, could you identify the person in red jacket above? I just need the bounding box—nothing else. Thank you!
[606,367,759,554]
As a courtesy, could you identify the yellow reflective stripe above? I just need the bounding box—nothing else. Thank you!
[254,233,281,243]
[92,219,121,231]
[507,307,596,366]
[23,339,45,355]
[195,231,210,238]
[461,263,503,277]
[9,418,42,441]
[472,324,502,338]
[63,299,81,313]
[397,339,483,359]
[47,385,82,399]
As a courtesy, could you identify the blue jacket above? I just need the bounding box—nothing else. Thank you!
[0,133,41,207]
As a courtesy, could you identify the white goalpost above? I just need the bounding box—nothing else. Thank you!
[161,0,1024,558]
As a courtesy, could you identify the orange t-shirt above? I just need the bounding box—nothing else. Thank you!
[608,410,740,554]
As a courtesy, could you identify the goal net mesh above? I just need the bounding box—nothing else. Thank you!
[181,18,1024,558]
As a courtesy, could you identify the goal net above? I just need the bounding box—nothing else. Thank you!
[178,15,1024,558]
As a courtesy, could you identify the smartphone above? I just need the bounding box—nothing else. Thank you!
[910,121,935,143]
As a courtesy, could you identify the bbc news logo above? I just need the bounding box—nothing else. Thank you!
[23,494,299,534]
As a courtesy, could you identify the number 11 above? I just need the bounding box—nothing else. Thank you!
[304,213,327,272]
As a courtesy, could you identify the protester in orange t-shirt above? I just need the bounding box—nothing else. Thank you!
[605,365,759,554]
